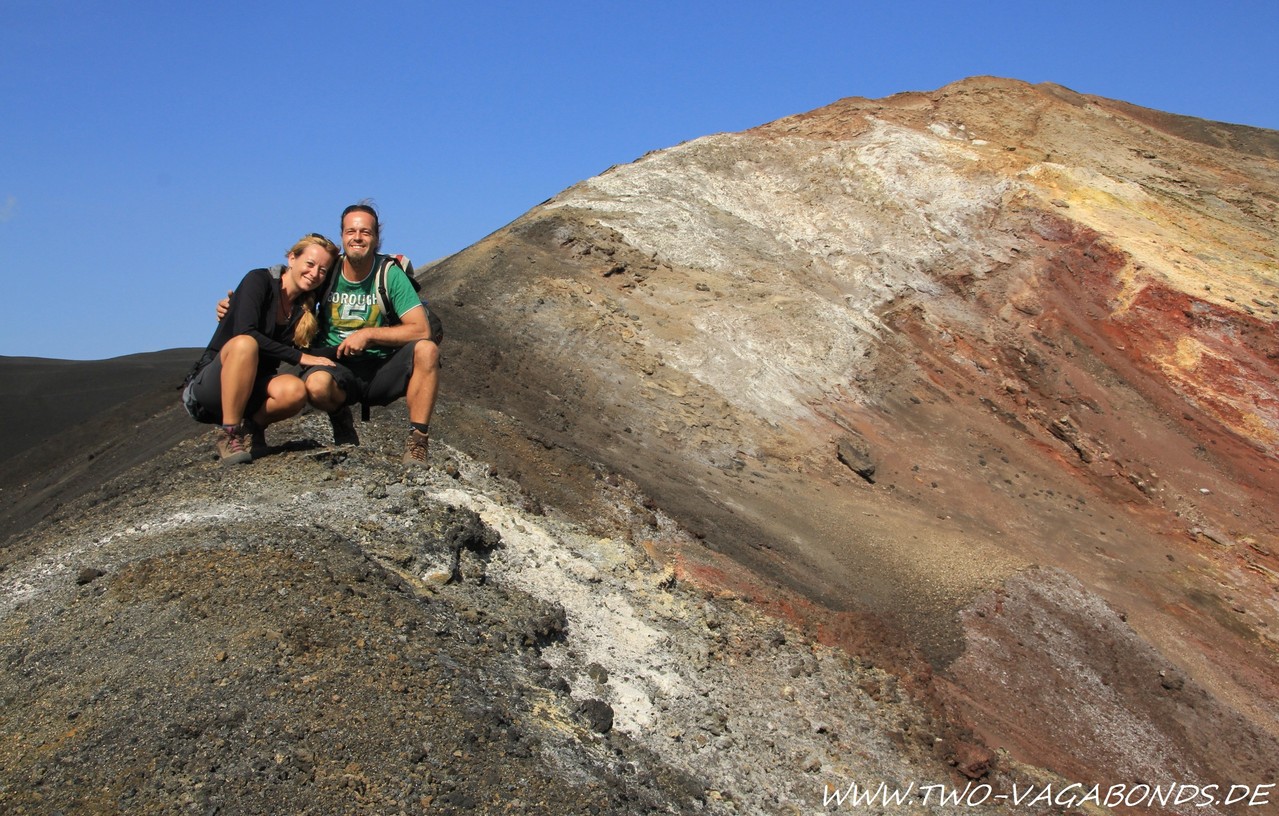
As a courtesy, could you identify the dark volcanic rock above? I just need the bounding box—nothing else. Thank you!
[0,410,986,814]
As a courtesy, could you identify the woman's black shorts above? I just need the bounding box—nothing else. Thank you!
[181,353,278,424]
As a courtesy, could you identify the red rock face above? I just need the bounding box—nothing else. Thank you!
[427,77,1279,794]
[873,207,1279,796]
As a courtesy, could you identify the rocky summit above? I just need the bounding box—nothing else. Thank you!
[2,77,1277,814]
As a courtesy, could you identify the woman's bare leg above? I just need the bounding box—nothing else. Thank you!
[218,335,260,426]
[304,370,347,412]
[252,374,308,427]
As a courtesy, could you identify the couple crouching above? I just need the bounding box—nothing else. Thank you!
[181,202,440,466]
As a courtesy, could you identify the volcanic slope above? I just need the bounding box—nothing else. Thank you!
[11,393,1102,816]
[2,77,1278,814]
[423,76,1279,795]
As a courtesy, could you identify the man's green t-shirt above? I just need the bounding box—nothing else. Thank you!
[319,258,422,359]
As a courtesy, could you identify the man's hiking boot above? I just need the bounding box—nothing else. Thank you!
[216,423,252,466]
[402,429,430,466]
[329,406,359,446]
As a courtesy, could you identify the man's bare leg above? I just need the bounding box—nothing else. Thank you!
[406,341,441,426]
[402,341,440,465]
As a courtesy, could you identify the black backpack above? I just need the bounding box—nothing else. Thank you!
[374,254,444,345]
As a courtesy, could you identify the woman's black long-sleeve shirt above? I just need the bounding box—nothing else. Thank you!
[201,268,305,371]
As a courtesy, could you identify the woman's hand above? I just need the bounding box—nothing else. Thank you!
[299,353,336,368]
[216,290,232,321]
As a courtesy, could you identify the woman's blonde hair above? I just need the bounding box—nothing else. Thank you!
[286,233,340,348]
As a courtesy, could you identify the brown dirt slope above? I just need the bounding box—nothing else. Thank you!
[423,76,1279,801]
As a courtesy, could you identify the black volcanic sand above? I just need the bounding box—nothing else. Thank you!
[0,350,201,462]
[5,353,1276,815]
[0,454,701,815]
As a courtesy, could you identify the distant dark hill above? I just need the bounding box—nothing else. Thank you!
[0,349,199,462]
[0,349,201,545]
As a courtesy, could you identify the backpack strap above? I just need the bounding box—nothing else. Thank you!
[391,254,419,290]
[375,255,398,326]
[375,254,424,326]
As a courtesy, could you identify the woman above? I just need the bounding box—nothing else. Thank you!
[182,233,340,465]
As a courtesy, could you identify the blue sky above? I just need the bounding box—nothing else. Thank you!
[3,1,1276,360]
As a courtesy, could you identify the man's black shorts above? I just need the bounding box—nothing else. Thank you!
[299,341,421,408]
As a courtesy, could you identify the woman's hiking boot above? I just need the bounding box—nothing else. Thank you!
[216,423,252,466]
[402,429,430,466]
[329,406,360,447]
[244,418,269,458]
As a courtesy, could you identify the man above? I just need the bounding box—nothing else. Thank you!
[301,202,440,465]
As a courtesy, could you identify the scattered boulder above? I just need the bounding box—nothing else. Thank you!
[577,698,614,734]
[75,567,106,585]
[836,436,876,484]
